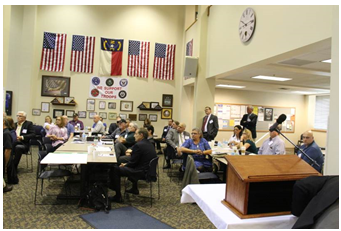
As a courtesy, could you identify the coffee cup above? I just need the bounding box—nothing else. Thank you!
[241,146,246,155]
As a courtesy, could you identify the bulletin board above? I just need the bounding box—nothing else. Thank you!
[214,103,296,133]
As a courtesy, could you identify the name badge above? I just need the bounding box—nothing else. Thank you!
[184,136,190,140]
[268,141,273,146]
[115,135,119,138]
[164,129,167,132]
[22,129,27,134]
[124,134,128,138]
[209,120,213,124]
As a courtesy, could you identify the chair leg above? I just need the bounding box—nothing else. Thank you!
[41,179,44,195]
[150,182,152,207]
[30,151,33,172]
[34,177,39,205]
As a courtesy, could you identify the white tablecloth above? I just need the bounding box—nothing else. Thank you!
[181,184,298,229]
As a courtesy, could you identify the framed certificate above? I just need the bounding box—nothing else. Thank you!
[41,102,50,113]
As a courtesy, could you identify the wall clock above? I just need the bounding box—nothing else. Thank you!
[239,8,256,43]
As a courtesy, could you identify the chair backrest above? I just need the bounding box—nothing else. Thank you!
[42,137,52,145]
[10,130,17,145]
[44,143,54,154]
[146,156,159,182]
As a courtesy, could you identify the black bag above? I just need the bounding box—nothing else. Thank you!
[83,183,111,213]
[6,154,19,184]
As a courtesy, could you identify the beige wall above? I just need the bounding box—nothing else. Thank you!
[206,5,333,77]
[5,5,185,136]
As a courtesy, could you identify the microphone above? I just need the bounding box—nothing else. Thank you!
[269,114,287,132]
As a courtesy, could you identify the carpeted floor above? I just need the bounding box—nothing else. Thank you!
[3,146,217,229]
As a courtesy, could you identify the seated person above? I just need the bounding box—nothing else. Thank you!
[237,128,258,154]
[109,128,157,202]
[164,123,190,169]
[102,119,127,141]
[69,113,84,130]
[258,125,286,155]
[100,117,107,132]
[3,117,13,175]
[46,116,68,152]
[297,130,324,173]
[43,115,54,134]
[114,122,137,164]
[13,111,35,170]
[145,125,156,147]
[228,125,242,147]
[62,115,74,140]
[92,115,106,134]
[108,116,121,135]
[180,128,212,172]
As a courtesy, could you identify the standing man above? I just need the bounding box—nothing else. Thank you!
[109,128,157,202]
[202,106,219,141]
[298,130,324,173]
[241,105,258,139]
[13,111,35,170]
[258,125,286,155]
[62,115,74,141]
[92,115,106,134]
[161,119,174,142]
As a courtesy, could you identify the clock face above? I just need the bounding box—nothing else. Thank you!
[239,8,256,43]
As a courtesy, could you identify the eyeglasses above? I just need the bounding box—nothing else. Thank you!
[302,136,312,139]
[16,115,24,117]
[191,133,198,135]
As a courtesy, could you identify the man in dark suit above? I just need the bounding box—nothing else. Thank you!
[13,111,35,170]
[164,123,191,169]
[154,119,174,154]
[109,127,157,203]
[202,106,219,141]
[241,105,258,139]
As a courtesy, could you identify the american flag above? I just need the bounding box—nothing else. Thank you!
[40,32,67,72]
[127,40,150,78]
[153,43,176,80]
[186,39,193,56]
[70,35,95,73]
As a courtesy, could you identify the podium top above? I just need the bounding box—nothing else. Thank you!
[225,155,321,182]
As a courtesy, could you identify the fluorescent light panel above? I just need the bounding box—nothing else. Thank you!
[216,84,245,89]
[252,75,292,81]
[321,59,331,63]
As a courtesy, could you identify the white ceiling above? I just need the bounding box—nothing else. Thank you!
[215,41,331,95]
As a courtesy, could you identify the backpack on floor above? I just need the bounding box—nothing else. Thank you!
[83,183,111,213]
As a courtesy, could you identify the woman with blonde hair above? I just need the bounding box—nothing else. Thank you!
[43,115,54,133]
[238,128,258,154]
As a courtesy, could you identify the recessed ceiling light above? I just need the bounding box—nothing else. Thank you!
[252,75,292,81]
[216,84,245,89]
[321,59,331,63]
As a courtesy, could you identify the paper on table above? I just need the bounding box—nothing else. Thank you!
[95,146,112,152]
[41,153,88,164]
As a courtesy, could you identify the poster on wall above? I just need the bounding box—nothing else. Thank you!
[264,108,273,121]
[89,76,129,100]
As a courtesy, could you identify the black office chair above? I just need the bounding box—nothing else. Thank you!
[34,151,72,205]
[25,125,44,172]
[124,156,160,207]
[164,144,183,182]
[42,137,52,145]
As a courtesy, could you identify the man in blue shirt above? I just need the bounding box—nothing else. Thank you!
[298,130,324,173]
[62,115,74,141]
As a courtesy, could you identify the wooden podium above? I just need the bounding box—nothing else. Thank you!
[222,155,321,219]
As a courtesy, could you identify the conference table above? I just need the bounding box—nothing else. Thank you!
[41,140,117,199]
[181,184,298,229]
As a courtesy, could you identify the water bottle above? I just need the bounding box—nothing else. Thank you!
[82,133,86,142]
